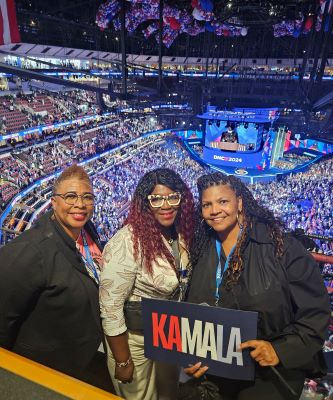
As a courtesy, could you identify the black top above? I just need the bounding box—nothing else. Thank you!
[0,211,104,377]
[187,221,330,376]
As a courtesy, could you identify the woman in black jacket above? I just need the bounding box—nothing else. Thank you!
[185,172,330,400]
[0,165,111,389]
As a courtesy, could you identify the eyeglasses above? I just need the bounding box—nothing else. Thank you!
[147,192,182,208]
[53,192,95,206]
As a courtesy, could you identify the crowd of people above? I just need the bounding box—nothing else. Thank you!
[51,90,100,121]
[0,116,163,212]
[0,115,333,400]
[251,156,333,253]
[2,113,118,152]
[92,140,333,254]
[273,152,313,171]
[0,89,102,134]
[92,137,209,242]
[0,162,330,400]
[1,123,332,256]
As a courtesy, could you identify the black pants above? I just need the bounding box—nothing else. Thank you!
[75,351,115,393]
[208,367,305,400]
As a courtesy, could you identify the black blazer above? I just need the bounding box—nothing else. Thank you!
[0,211,104,377]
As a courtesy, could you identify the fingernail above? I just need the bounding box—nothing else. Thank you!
[196,362,202,367]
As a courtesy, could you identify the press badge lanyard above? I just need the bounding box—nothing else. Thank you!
[171,240,187,279]
[215,240,236,306]
[171,239,188,301]
[215,236,297,398]
[80,230,100,284]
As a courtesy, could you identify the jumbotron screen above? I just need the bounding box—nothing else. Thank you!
[205,120,262,152]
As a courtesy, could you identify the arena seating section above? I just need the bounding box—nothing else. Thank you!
[0,89,332,257]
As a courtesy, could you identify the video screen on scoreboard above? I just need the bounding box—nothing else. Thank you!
[175,130,203,140]
[205,120,262,152]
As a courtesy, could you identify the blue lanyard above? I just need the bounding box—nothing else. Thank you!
[215,240,236,306]
[81,230,100,284]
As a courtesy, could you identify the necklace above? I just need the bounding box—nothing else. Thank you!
[167,238,174,245]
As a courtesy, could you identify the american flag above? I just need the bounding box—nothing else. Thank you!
[0,0,20,45]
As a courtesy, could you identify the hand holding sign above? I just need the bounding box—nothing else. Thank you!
[239,340,280,367]
[184,339,279,379]
[184,361,209,378]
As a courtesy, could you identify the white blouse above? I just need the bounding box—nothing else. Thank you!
[100,224,189,336]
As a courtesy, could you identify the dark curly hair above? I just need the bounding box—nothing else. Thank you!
[191,172,285,288]
[126,168,196,274]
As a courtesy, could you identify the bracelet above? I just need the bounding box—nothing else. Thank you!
[116,356,132,368]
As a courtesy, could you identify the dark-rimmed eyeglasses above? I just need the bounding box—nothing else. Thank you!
[147,192,182,208]
[53,192,95,206]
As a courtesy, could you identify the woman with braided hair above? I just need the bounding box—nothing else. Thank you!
[184,172,330,400]
[100,168,195,399]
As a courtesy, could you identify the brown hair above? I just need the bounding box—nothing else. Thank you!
[52,164,92,194]
[126,168,195,274]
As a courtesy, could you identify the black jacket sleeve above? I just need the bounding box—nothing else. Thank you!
[0,240,45,348]
[271,237,330,370]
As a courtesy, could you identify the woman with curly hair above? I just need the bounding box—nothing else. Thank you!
[184,172,330,400]
[100,168,195,399]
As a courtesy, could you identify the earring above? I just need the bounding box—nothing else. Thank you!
[236,211,244,230]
